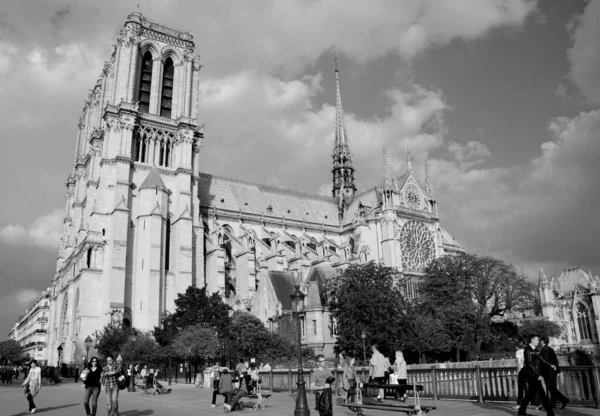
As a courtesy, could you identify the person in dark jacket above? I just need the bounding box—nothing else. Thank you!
[539,336,569,409]
[212,368,234,408]
[517,335,555,416]
[83,357,103,416]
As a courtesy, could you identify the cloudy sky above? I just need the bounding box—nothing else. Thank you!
[1,0,599,337]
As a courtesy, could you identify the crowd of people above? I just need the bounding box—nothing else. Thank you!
[0,364,24,384]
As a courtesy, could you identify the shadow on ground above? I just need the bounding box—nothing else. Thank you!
[468,401,596,416]
[120,410,155,416]
[9,403,78,415]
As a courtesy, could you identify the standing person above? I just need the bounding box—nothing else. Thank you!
[83,357,103,416]
[21,360,41,414]
[514,341,527,410]
[210,364,220,389]
[100,354,122,416]
[517,336,555,416]
[212,368,233,408]
[539,337,569,409]
[235,358,247,379]
[342,356,358,404]
[392,351,408,402]
[310,355,334,416]
[369,345,386,402]
[140,364,148,387]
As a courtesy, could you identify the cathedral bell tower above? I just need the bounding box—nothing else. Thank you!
[331,59,356,219]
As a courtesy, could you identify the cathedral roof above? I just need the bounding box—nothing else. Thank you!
[439,226,462,250]
[197,173,340,226]
[344,187,381,221]
[268,271,297,311]
[139,167,168,191]
[554,267,597,293]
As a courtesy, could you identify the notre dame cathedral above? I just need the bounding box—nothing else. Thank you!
[44,12,463,363]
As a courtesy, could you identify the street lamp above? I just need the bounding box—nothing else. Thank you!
[84,336,93,364]
[128,333,137,392]
[57,345,63,367]
[361,331,367,366]
[290,285,310,416]
[162,311,173,386]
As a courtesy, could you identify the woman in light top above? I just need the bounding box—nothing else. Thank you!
[342,356,358,404]
[393,350,408,401]
[21,360,42,414]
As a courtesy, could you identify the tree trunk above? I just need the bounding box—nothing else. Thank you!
[418,351,423,364]
[456,347,460,362]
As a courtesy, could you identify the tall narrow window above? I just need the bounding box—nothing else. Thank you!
[577,303,592,340]
[160,58,174,118]
[138,51,153,113]
[165,219,171,271]
[313,320,317,335]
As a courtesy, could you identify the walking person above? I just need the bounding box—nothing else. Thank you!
[517,335,555,416]
[100,354,122,416]
[514,341,528,410]
[310,355,335,416]
[83,357,103,416]
[539,336,569,409]
[392,350,408,401]
[20,360,41,414]
[342,356,358,404]
[369,345,386,402]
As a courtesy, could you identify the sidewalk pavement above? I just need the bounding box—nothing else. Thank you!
[2,378,598,416]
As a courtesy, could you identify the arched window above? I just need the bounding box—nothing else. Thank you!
[160,58,174,118]
[60,296,69,341]
[86,248,93,268]
[165,219,171,271]
[577,303,593,340]
[138,51,153,113]
[348,237,355,254]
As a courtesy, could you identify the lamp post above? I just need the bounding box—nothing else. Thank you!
[57,345,63,367]
[128,333,137,392]
[84,336,93,364]
[163,311,173,386]
[361,331,367,366]
[290,285,310,416]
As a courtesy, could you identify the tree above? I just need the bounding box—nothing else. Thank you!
[517,317,562,343]
[0,339,24,364]
[119,331,159,363]
[401,305,451,363]
[93,323,131,359]
[229,311,272,360]
[421,254,479,361]
[171,324,220,362]
[154,286,231,345]
[328,262,407,359]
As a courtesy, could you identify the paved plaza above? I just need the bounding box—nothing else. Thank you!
[1,379,598,416]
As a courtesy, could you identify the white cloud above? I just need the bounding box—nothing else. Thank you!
[197,71,448,191]
[0,209,63,251]
[567,0,600,104]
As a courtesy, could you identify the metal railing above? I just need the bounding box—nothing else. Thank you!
[254,365,599,408]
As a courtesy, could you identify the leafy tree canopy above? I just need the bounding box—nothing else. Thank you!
[0,339,24,364]
[229,311,272,359]
[328,261,407,359]
[172,324,220,361]
[119,331,159,363]
[93,323,131,359]
[154,286,231,345]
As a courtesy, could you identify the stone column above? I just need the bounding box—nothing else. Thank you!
[150,57,163,115]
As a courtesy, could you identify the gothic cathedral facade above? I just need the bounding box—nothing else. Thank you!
[46,13,463,364]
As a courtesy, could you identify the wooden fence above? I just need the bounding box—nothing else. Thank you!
[257,366,600,408]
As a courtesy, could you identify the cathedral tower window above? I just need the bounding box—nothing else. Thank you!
[86,248,93,268]
[160,58,174,118]
[577,303,593,341]
[138,51,153,113]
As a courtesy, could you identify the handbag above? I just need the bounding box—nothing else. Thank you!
[80,368,90,381]
[116,370,128,390]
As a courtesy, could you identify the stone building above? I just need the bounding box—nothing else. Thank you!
[9,289,51,365]
[539,267,600,356]
[43,12,463,364]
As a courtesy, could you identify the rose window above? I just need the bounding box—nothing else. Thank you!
[400,220,435,270]
[404,186,422,210]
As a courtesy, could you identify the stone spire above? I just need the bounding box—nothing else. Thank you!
[405,144,412,171]
[538,268,549,287]
[383,146,392,190]
[331,57,356,200]
[424,155,433,198]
